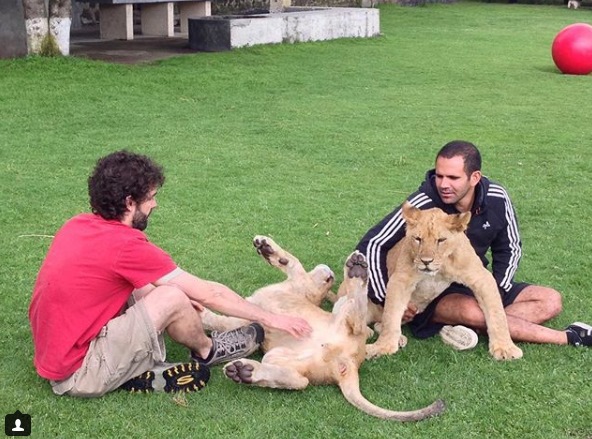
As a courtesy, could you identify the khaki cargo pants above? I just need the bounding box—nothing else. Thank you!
[51,299,166,397]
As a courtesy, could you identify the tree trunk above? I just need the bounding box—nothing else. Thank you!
[22,0,48,54]
[49,0,72,55]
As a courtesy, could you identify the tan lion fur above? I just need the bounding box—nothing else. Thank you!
[346,202,523,361]
[200,235,445,421]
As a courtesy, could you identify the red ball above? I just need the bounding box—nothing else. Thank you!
[552,23,592,75]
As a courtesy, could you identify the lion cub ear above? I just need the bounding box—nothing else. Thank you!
[401,201,420,227]
[449,211,472,232]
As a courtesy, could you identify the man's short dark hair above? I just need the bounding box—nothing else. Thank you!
[88,150,165,220]
[436,140,482,176]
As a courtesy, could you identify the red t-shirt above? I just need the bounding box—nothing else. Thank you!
[29,213,177,381]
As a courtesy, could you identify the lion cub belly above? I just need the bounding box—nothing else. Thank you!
[411,274,452,314]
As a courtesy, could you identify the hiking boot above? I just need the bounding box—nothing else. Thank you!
[565,322,592,347]
[192,323,265,367]
[439,325,478,351]
[119,362,210,393]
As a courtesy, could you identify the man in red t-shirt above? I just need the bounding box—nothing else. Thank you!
[29,150,312,397]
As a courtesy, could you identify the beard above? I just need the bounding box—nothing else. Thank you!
[131,210,149,231]
[437,186,470,206]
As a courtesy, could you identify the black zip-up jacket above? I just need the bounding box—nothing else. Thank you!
[356,169,523,306]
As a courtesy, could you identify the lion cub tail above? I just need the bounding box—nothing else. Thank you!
[338,370,446,421]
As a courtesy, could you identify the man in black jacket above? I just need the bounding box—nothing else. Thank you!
[357,140,591,349]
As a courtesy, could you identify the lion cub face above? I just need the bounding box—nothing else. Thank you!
[402,202,471,275]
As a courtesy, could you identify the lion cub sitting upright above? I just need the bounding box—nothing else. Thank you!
[363,202,523,361]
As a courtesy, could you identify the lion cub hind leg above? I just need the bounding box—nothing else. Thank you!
[332,251,369,336]
[223,358,309,390]
[253,236,306,278]
[334,252,368,300]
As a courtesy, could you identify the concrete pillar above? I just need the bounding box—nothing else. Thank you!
[179,1,211,34]
[71,1,83,29]
[141,3,174,36]
[0,0,28,58]
[269,0,282,12]
[99,4,134,40]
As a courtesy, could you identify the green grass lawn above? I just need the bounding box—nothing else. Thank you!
[1,2,591,438]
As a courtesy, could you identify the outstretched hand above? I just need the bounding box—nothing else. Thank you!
[268,314,312,339]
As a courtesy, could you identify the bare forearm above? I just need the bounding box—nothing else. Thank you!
[163,270,312,338]
[165,271,272,324]
[196,281,273,325]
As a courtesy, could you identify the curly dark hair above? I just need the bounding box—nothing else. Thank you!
[88,150,165,220]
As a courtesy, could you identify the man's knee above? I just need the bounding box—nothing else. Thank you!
[434,294,486,327]
[457,303,487,328]
[143,285,192,328]
[517,285,563,319]
[542,288,563,318]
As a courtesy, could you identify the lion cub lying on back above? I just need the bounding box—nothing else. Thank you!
[360,202,523,361]
[200,235,445,421]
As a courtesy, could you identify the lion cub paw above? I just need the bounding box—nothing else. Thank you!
[490,343,523,361]
[345,251,368,282]
[365,340,401,360]
[224,360,258,384]
[253,236,289,266]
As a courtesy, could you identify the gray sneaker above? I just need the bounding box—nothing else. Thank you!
[192,323,265,366]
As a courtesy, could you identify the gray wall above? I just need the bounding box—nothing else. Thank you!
[0,0,27,59]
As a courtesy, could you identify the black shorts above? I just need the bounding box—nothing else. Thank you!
[407,281,530,339]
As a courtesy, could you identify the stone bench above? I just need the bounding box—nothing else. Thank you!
[79,0,211,40]
[188,7,380,52]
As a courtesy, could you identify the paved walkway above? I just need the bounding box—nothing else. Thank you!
[70,26,195,64]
